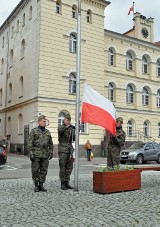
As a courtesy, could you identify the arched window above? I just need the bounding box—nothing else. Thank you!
[7,116,11,135]
[158,123,160,137]
[142,87,149,105]
[17,20,19,32]
[1,58,4,74]
[56,0,61,14]
[127,120,134,136]
[156,59,160,77]
[19,76,23,97]
[142,56,148,74]
[11,26,14,38]
[8,83,12,102]
[108,82,115,101]
[157,89,160,107]
[2,36,4,47]
[143,121,149,137]
[72,5,77,18]
[108,48,115,66]
[18,114,23,134]
[58,112,65,126]
[29,6,32,20]
[69,33,77,53]
[69,73,76,94]
[87,10,92,23]
[21,39,25,59]
[126,52,133,70]
[126,84,134,104]
[23,13,25,26]
[10,49,13,67]
[0,89,2,106]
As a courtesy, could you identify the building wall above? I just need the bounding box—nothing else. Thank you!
[105,30,160,142]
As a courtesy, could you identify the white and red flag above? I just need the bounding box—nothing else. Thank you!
[128,5,134,15]
[81,84,116,135]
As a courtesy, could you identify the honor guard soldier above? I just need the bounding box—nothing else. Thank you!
[58,113,75,190]
[28,115,54,192]
[107,117,126,168]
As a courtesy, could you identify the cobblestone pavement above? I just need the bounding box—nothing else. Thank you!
[1,172,160,227]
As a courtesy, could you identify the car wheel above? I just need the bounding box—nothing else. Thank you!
[157,155,160,164]
[120,160,126,164]
[136,155,144,165]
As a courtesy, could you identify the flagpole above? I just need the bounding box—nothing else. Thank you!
[74,0,81,192]
[133,2,135,21]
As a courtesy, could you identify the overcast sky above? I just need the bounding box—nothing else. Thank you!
[1,0,160,41]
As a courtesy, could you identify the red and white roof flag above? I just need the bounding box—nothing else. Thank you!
[81,84,116,135]
[128,6,134,15]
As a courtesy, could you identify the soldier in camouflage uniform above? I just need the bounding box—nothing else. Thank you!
[107,117,126,168]
[27,115,54,192]
[58,113,75,190]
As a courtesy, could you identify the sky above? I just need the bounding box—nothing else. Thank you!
[0,0,160,41]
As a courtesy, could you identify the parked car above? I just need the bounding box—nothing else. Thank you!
[120,142,160,164]
[0,145,7,165]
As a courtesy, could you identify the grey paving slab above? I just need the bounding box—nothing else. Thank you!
[0,172,160,226]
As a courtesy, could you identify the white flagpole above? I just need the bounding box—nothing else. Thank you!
[74,0,81,192]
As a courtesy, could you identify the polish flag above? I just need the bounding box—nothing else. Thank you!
[128,6,134,15]
[81,84,116,135]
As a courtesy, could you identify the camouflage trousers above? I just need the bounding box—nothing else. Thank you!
[58,152,73,182]
[31,158,49,183]
[107,145,121,168]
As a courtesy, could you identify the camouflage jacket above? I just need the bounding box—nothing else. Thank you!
[108,127,126,149]
[27,127,54,158]
[58,124,75,153]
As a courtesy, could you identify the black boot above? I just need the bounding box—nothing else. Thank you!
[61,182,68,190]
[39,182,47,192]
[65,181,74,189]
[34,183,39,192]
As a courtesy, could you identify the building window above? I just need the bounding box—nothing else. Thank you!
[23,13,25,26]
[58,112,65,126]
[80,122,87,133]
[8,83,12,102]
[69,73,76,94]
[21,39,25,59]
[126,84,134,104]
[56,0,61,14]
[19,76,23,97]
[1,58,4,74]
[7,117,11,135]
[156,59,160,77]
[142,56,148,74]
[108,82,114,101]
[87,10,92,23]
[127,120,133,136]
[126,52,133,70]
[0,89,2,106]
[143,121,149,137]
[157,89,160,107]
[18,114,23,134]
[158,123,160,137]
[72,5,77,18]
[108,48,115,66]
[142,87,149,105]
[2,36,4,47]
[10,49,13,67]
[29,6,32,20]
[69,33,77,53]
[17,20,19,32]
[11,26,14,38]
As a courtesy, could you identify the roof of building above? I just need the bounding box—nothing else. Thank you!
[155,41,160,46]
[123,27,135,35]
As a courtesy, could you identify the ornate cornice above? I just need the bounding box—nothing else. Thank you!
[82,0,110,9]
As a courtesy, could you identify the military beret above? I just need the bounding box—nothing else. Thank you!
[116,117,123,123]
[38,115,46,121]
